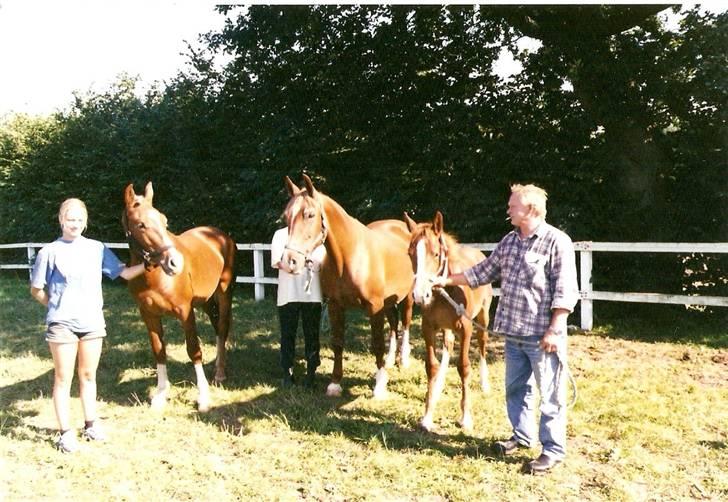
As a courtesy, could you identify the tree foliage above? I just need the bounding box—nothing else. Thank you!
[0,5,725,300]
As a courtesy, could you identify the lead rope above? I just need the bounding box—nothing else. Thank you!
[433,286,577,408]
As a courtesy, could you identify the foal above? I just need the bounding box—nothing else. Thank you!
[404,211,493,432]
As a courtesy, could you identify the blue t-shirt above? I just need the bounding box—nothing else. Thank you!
[30,236,125,332]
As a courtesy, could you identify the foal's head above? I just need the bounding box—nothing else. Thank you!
[281,174,327,274]
[123,182,184,276]
[404,211,448,306]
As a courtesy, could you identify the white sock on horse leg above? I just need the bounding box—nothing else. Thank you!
[385,333,397,368]
[194,362,211,412]
[400,329,411,368]
[151,363,170,409]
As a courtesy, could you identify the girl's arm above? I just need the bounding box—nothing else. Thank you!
[119,264,146,280]
[30,287,48,306]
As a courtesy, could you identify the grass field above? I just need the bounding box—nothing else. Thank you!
[1,275,726,501]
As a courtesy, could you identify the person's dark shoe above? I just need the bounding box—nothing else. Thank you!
[303,369,317,389]
[494,437,529,456]
[524,454,562,475]
[281,373,295,389]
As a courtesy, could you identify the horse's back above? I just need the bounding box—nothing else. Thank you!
[178,226,236,297]
[367,219,410,246]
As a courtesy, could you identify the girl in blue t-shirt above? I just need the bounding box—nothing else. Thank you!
[30,198,144,453]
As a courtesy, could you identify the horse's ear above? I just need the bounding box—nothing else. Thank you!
[143,181,154,203]
[124,184,136,207]
[302,173,317,197]
[433,211,444,234]
[284,176,301,196]
[403,212,417,233]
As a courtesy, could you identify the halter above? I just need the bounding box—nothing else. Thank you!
[283,202,328,294]
[125,228,175,269]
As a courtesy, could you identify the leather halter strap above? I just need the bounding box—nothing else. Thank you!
[125,230,174,268]
[283,204,328,262]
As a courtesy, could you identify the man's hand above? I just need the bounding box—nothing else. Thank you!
[540,328,564,353]
[429,276,448,289]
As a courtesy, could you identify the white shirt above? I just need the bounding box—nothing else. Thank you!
[271,228,326,306]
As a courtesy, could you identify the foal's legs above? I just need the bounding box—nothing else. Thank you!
[326,302,346,397]
[180,309,211,412]
[475,308,490,393]
[420,319,445,432]
[457,321,474,431]
[141,312,170,410]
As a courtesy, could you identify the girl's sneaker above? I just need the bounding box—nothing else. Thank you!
[56,430,80,453]
[82,424,107,442]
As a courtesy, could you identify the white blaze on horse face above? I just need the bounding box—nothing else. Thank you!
[147,208,184,275]
[413,239,434,306]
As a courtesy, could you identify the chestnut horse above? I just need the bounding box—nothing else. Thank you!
[281,174,414,398]
[123,182,236,411]
[404,211,493,432]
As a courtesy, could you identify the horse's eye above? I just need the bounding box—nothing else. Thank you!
[305,211,315,220]
[137,222,146,230]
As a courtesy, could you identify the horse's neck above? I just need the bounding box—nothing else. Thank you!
[321,195,366,271]
[443,235,472,274]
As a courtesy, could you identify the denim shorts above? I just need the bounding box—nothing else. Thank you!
[45,323,106,344]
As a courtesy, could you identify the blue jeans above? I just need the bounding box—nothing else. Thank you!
[505,335,567,460]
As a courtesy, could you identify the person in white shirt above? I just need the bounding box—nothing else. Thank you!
[270,227,326,388]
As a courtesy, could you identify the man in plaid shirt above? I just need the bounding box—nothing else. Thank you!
[433,183,579,474]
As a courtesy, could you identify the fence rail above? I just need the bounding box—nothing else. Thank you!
[2,241,727,331]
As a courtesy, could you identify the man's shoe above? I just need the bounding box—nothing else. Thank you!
[494,437,528,456]
[525,454,562,475]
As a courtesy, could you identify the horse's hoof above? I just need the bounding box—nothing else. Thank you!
[419,418,435,432]
[481,382,491,394]
[150,394,167,410]
[198,402,210,413]
[458,416,474,432]
[326,383,342,397]
[372,388,388,400]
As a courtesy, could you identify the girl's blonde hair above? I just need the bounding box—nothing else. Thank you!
[511,184,548,217]
[58,198,88,230]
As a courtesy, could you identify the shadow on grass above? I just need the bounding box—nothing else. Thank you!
[586,302,727,348]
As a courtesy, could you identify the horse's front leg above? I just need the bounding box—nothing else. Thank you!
[181,308,211,412]
[370,310,388,399]
[141,312,170,410]
[457,320,474,432]
[326,302,346,397]
[420,319,442,432]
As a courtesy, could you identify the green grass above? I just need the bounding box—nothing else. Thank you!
[1,275,726,501]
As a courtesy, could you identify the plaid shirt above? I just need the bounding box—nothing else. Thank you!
[464,222,579,338]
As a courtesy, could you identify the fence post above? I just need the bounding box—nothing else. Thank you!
[578,242,593,331]
[26,244,36,281]
[253,248,265,301]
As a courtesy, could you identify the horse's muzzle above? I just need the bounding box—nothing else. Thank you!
[161,248,185,276]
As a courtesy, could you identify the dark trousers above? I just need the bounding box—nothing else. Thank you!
[278,302,322,374]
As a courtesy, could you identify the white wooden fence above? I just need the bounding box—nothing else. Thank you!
[2,241,727,331]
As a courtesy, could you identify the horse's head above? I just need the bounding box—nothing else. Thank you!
[281,174,327,275]
[122,182,184,276]
[404,211,448,306]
